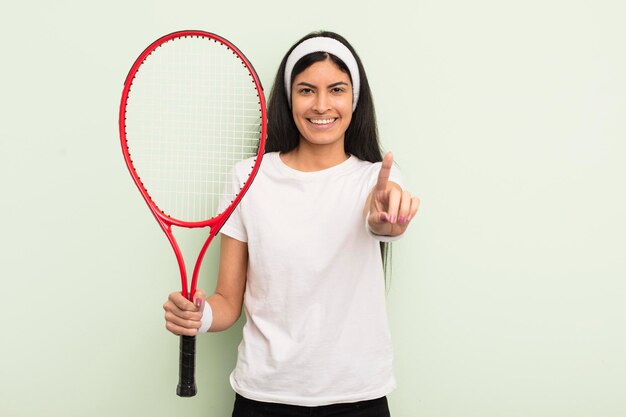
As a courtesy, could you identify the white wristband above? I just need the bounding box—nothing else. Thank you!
[365,213,403,242]
[198,303,213,333]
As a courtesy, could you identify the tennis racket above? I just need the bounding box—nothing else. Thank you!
[118,30,266,397]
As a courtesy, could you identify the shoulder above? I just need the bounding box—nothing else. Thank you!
[232,152,277,176]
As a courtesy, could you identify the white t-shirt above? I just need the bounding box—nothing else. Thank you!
[220,152,402,406]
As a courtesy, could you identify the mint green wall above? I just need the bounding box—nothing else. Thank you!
[1,0,625,416]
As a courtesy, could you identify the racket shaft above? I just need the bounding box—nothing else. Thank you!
[177,335,197,397]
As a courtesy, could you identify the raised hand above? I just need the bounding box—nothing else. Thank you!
[367,152,420,237]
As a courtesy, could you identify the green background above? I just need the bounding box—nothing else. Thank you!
[1,0,624,416]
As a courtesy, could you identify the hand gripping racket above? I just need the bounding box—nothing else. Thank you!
[118,30,266,397]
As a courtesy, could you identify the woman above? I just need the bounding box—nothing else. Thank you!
[163,31,419,416]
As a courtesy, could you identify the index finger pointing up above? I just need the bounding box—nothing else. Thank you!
[375,152,394,192]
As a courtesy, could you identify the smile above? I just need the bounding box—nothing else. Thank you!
[308,118,337,125]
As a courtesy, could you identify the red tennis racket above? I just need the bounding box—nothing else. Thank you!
[118,30,266,397]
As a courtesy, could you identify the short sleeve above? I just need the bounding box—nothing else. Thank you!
[218,164,248,243]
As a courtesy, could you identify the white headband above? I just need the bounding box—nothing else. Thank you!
[284,37,360,112]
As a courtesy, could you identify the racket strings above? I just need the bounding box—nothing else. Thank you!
[124,36,262,222]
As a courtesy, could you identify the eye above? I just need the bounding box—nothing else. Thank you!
[298,87,314,95]
[331,86,347,94]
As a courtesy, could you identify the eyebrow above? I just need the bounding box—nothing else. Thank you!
[295,81,351,89]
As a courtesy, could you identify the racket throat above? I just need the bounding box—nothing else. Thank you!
[169,225,218,300]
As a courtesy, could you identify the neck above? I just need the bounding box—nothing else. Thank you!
[281,141,348,172]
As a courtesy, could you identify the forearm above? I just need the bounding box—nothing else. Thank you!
[205,292,243,332]
[202,234,248,333]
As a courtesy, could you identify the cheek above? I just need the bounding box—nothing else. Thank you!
[335,97,353,118]
[291,108,307,135]
[342,108,353,126]
[292,108,305,128]
[291,97,308,118]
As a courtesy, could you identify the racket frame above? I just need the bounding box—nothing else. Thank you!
[119,30,266,300]
[118,30,266,397]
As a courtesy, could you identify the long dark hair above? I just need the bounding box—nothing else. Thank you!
[265,30,391,274]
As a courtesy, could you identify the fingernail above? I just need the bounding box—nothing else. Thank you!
[195,298,203,308]
[389,215,396,224]
[398,216,406,224]
[379,213,388,222]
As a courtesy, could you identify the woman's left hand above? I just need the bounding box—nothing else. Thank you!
[367,152,420,237]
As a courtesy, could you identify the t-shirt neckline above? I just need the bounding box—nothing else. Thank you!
[271,152,359,179]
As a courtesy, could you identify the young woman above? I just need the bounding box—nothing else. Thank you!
[163,31,419,416]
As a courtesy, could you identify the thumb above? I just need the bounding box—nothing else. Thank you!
[368,209,389,226]
[193,289,207,312]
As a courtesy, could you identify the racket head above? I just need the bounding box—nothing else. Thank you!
[119,30,267,229]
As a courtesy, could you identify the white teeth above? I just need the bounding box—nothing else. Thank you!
[309,118,336,125]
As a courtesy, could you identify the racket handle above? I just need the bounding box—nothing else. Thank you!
[176,335,197,397]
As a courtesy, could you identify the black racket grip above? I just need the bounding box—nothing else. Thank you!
[176,335,197,397]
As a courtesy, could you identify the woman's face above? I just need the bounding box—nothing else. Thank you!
[290,59,353,151]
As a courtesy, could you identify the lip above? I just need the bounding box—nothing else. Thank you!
[307,117,338,127]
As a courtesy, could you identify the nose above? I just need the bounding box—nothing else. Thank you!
[312,91,331,113]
